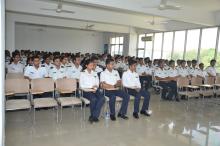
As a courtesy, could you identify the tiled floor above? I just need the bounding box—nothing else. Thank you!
[5,92,220,146]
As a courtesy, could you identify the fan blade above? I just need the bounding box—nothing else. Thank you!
[161,5,181,10]
[60,10,75,14]
[40,8,57,11]
[87,24,94,28]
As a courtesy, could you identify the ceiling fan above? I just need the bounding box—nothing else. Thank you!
[80,23,95,30]
[40,0,75,14]
[146,16,168,25]
[144,0,182,11]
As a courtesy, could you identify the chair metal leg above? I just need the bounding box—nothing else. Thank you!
[33,108,36,124]
[60,106,62,123]
[56,106,59,123]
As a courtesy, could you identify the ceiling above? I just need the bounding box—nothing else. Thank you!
[6,0,220,33]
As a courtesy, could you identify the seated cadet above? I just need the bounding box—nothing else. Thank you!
[198,63,208,81]
[49,56,66,81]
[206,59,217,78]
[155,60,179,101]
[189,60,199,77]
[100,58,130,121]
[79,59,105,123]
[60,55,69,69]
[7,52,24,74]
[122,59,151,119]
[186,60,192,73]
[66,55,82,80]
[178,60,190,78]
[42,54,52,74]
[24,55,48,80]
[91,56,103,76]
[136,58,150,89]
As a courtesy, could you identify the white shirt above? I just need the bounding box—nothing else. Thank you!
[189,67,199,77]
[7,62,24,73]
[145,66,153,75]
[154,68,169,78]
[24,65,48,79]
[95,66,103,73]
[136,64,147,75]
[167,67,179,77]
[66,64,82,79]
[49,65,66,80]
[197,69,208,78]
[43,63,52,74]
[100,69,120,86]
[122,69,141,88]
[79,69,99,89]
[205,66,217,76]
[178,67,189,77]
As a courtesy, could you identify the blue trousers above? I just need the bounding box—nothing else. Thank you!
[83,89,105,119]
[159,81,177,100]
[105,90,130,116]
[126,88,150,113]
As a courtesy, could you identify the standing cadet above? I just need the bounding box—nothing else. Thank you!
[100,58,130,121]
[79,59,105,123]
[122,59,151,119]
[24,55,48,80]
[155,60,179,101]
[49,56,66,81]
[7,52,24,74]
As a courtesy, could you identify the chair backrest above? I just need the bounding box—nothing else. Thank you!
[6,73,24,79]
[205,76,215,85]
[216,76,220,84]
[55,78,77,92]
[5,78,29,94]
[177,77,189,88]
[31,78,54,93]
[191,77,203,86]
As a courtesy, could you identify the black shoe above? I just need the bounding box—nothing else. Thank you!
[133,113,139,119]
[176,98,180,102]
[88,116,93,124]
[117,113,129,120]
[140,111,151,117]
[93,117,99,122]
[110,115,116,121]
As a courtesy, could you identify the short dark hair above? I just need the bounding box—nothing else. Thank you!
[128,59,137,66]
[32,55,40,60]
[192,60,197,64]
[169,60,175,65]
[91,56,98,62]
[210,59,216,63]
[53,56,60,62]
[106,58,114,65]
[83,59,93,70]
[72,54,80,61]
[12,51,20,58]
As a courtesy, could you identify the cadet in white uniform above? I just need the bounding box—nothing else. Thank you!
[198,63,208,81]
[24,56,48,80]
[178,60,190,78]
[100,58,129,121]
[189,60,199,77]
[155,60,179,101]
[122,59,151,119]
[7,52,24,74]
[66,55,82,80]
[79,59,104,123]
[91,56,103,75]
[136,58,151,89]
[49,57,66,81]
[42,54,52,74]
[206,59,217,77]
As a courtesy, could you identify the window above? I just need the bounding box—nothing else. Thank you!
[137,49,145,58]
[200,27,218,67]
[138,34,145,48]
[162,32,173,59]
[153,33,163,59]
[145,34,153,58]
[172,31,186,60]
[110,36,124,56]
[185,29,200,60]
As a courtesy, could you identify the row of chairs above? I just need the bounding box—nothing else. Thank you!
[177,77,220,99]
[5,78,85,123]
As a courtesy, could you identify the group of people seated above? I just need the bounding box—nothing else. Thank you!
[5,49,219,123]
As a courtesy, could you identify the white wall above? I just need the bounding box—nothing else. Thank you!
[15,23,105,53]
[0,0,5,146]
